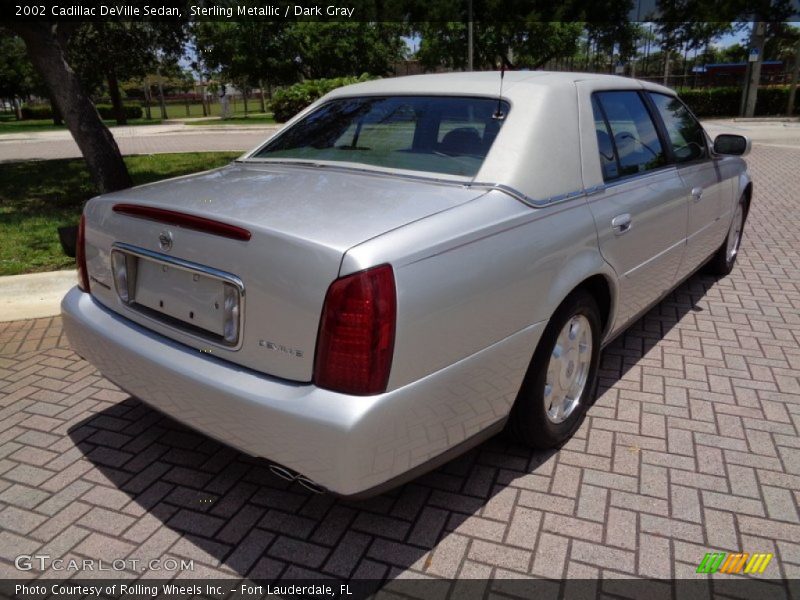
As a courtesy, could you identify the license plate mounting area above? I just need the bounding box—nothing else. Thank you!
[110,243,244,348]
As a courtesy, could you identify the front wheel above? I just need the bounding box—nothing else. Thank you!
[507,290,601,449]
[708,196,746,276]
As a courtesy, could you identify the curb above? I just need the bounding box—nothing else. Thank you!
[0,270,76,322]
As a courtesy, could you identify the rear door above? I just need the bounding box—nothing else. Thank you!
[647,92,727,279]
[587,91,689,328]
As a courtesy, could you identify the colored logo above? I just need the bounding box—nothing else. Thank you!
[696,552,773,575]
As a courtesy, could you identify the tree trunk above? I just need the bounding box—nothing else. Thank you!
[259,79,266,113]
[13,97,23,120]
[787,40,800,117]
[200,84,208,116]
[743,21,766,118]
[107,70,127,125]
[156,69,167,120]
[243,87,248,116]
[12,23,131,193]
[143,81,152,120]
[49,93,63,125]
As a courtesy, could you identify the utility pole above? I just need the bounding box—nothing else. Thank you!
[788,39,800,117]
[467,0,474,70]
[741,21,766,118]
[630,0,641,78]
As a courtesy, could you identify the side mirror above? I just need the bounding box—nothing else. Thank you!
[713,134,751,157]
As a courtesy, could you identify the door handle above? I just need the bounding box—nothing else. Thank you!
[611,213,632,235]
[691,187,703,201]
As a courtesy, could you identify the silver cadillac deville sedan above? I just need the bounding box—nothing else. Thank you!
[62,72,752,497]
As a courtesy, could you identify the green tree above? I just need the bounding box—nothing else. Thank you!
[67,22,187,125]
[412,0,633,71]
[290,23,408,79]
[9,22,132,193]
[0,30,37,120]
[417,21,584,70]
[763,23,800,62]
[192,21,297,113]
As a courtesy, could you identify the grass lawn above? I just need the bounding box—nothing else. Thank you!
[162,101,270,119]
[185,114,276,126]
[0,152,239,276]
[0,101,271,133]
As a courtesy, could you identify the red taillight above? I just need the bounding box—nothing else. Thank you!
[76,214,90,293]
[314,265,396,396]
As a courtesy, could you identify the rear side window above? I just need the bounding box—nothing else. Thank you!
[593,91,667,180]
[648,93,708,163]
[592,96,619,181]
[251,96,509,177]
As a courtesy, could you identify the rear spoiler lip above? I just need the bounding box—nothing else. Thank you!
[112,204,252,241]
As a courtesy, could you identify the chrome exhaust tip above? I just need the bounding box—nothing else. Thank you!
[296,476,326,494]
[268,464,325,494]
[269,464,297,482]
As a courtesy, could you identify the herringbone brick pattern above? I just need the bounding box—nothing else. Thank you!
[1,145,799,585]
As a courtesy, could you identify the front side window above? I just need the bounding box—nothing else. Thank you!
[251,96,509,177]
[648,93,708,163]
[593,91,667,180]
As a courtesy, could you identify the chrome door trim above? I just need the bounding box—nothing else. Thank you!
[471,183,607,208]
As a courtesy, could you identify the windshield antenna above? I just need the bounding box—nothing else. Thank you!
[492,55,509,120]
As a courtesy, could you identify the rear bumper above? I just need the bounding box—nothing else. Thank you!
[61,287,541,495]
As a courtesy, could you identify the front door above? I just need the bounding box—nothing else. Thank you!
[588,90,689,329]
[647,92,726,278]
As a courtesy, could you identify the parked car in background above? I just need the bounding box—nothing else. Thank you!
[62,72,752,497]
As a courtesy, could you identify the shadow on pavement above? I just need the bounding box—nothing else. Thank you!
[67,270,721,584]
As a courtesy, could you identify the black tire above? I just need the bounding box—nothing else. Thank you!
[708,195,746,276]
[507,290,602,449]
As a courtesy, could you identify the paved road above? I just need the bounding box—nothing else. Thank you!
[703,119,800,149]
[0,123,279,162]
[0,119,798,163]
[0,145,799,591]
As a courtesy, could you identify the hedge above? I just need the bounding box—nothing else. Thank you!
[20,105,54,120]
[20,103,143,120]
[95,103,143,120]
[270,74,375,123]
[680,86,799,117]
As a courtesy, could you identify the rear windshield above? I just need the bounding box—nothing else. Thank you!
[251,96,509,177]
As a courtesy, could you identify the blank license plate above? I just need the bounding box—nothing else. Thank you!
[134,258,227,336]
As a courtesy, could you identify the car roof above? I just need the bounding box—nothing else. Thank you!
[326,71,676,101]
[269,71,680,202]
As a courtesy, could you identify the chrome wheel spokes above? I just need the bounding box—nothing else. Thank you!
[544,314,592,424]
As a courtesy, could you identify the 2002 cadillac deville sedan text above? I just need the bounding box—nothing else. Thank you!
[62,72,752,497]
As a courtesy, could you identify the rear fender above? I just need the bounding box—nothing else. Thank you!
[544,249,618,341]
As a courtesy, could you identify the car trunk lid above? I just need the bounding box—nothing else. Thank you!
[83,162,483,382]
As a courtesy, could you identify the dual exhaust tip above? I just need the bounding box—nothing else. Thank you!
[269,464,326,494]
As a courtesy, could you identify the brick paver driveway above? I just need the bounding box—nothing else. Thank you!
[1,145,799,589]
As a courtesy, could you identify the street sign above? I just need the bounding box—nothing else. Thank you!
[749,48,759,62]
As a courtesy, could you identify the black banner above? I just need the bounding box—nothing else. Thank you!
[4,0,800,23]
[2,578,800,600]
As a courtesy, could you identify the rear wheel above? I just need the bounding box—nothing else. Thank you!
[507,290,601,449]
[708,196,746,276]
